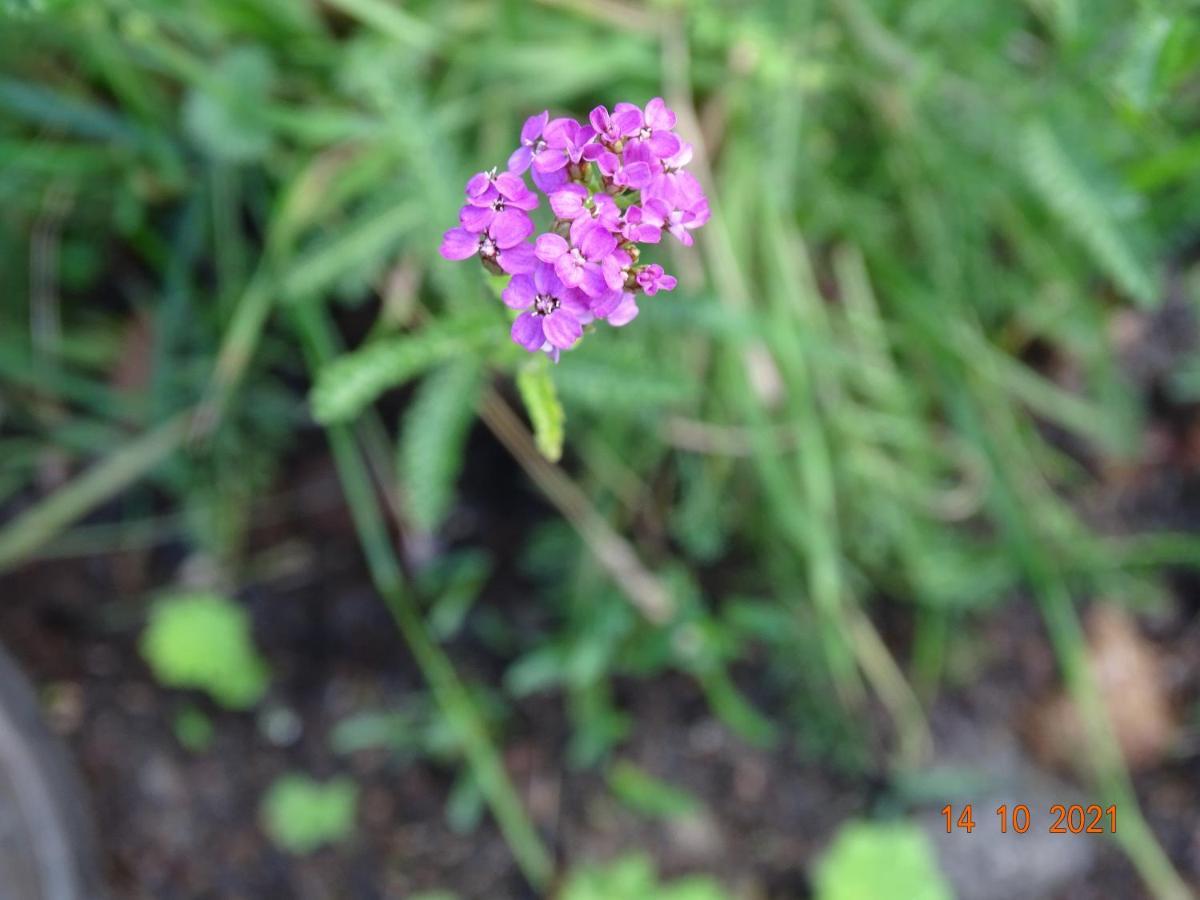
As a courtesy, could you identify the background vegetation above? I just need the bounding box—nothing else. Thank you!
[2,0,1200,897]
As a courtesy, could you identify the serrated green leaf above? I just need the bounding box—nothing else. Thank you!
[1020,123,1156,305]
[399,360,482,530]
[516,360,565,462]
[310,314,495,424]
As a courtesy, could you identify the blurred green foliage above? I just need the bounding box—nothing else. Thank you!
[2,0,1200,894]
[559,854,729,900]
[814,820,952,900]
[260,774,358,854]
[139,591,269,708]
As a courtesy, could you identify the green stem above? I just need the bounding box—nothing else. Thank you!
[0,413,191,575]
[291,304,553,891]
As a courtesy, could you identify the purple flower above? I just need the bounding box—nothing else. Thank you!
[535,227,616,291]
[589,104,643,145]
[625,97,682,161]
[507,111,549,175]
[465,167,506,202]
[548,183,589,219]
[647,172,710,247]
[441,100,709,357]
[533,118,595,173]
[602,247,634,292]
[620,203,664,244]
[440,214,536,274]
[589,143,654,191]
[503,262,590,352]
[646,142,697,205]
[459,172,538,233]
[636,264,677,295]
[565,193,621,247]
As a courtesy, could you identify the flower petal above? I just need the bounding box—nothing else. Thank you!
[465,171,493,199]
[494,172,528,201]
[490,209,533,248]
[561,288,593,323]
[501,274,536,309]
[507,145,533,174]
[511,312,546,352]
[580,142,607,163]
[555,254,585,287]
[588,105,611,136]
[620,161,653,190]
[543,117,579,148]
[533,148,568,172]
[577,262,611,298]
[579,222,617,261]
[507,188,539,211]
[669,222,694,247]
[612,106,643,136]
[607,293,640,327]
[439,227,479,260]
[645,97,677,131]
[535,232,569,262]
[498,243,536,274]
[542,308,583,349]
[533,261,562,297]
[521,111,549,144]
[602,255,626,291]
[531,165,568,193]
[458,204,494,233]
[648,130,682,160]
[549,185,588,219]
[590,288,624,319]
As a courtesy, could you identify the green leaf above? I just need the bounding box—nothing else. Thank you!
[560,854,730,900]
[182,47,275,163]
[398,360,482,531]
[139,591,269,709]
[815,820,952,900]
[173,705,215,752]
[516,359,565,462]
[1019,122,1156,305]
[607,760,702,819]
[1114,14,1174,112]
[260,774,357,854]
[310,314,495,424]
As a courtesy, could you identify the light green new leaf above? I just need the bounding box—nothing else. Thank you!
[516,360,565,462]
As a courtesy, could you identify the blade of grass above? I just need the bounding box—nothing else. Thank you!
[0,413,191,574]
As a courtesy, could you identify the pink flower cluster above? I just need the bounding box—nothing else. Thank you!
[440,99,709,359]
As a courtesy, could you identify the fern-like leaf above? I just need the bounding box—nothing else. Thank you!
[1020,122,1156,305]
[398,360,483,531]
[310,314,494,424]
